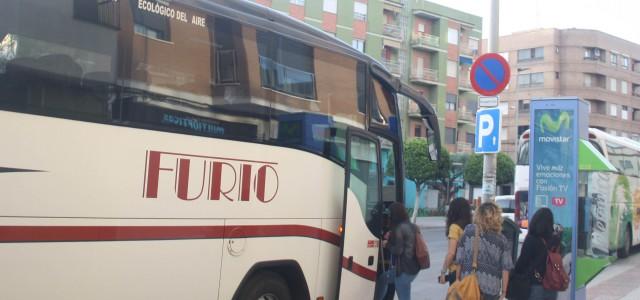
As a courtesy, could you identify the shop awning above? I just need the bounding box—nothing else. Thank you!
[579,139,617,172]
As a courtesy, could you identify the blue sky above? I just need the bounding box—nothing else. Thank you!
[429,0,640,45]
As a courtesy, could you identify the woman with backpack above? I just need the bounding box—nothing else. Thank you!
[378,202,420,300]
[455,202,513,300]
[511,207,560,300]
[439,197,472,285]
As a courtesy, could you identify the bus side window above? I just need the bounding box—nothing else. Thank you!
[379,136,398,203]
[371,79,398,136]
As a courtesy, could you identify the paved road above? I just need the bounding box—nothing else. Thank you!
[412,226,449,300]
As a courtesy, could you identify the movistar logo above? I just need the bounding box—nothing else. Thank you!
[539,112,571,133]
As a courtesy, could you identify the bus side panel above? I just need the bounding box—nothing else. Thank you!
[316,218,341,298]
[217,219,322,299]
[630,176,640,246]
[0,224,224,299]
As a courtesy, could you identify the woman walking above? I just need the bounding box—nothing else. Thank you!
[456,202,513,300]
[512,207,559,300]
[378,202,420,300]
[439,197,472,285]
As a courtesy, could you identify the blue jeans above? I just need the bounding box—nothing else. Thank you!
[394,272,417,300]
[529,284,558,300]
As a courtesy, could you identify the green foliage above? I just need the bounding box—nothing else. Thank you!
[403,138,437,191]
[496,152,515,185]
[464,153,484,186]
[464,152,515,186]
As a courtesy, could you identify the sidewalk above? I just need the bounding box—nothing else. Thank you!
[586,251,640,300]
[415,216,446,229]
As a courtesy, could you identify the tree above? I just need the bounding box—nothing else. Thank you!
[464,152,516,187]
[403,138,438,221]
[430,151,468,208]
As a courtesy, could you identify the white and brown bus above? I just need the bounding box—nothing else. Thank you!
[0,0,440,299]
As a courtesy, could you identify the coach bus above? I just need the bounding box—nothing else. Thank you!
[514,128,640,258]
[0,0,441,299]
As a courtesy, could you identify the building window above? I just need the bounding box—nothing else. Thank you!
[584,47,604,62]
[518,99,530,113]
[354,2,367,21]
[131,0,171,41]
[621,80,628,94]
[517,72,544,88]
[446,93,457,111]
[622,106,629,120]
[323,0,337,13]
[622,56,630,69]
[445,127,457,144]
[74,0,120,28]
[447,28,458,45]
[610,104,618,117]
[447,60,457,78]
[466,133,475,147]
[517,47,544,62]
[469,38,479,54]
[418,23,425,33]
[610,78,617,92]
[290,0,305,5]
[257,31,316,99]
[352,39,365,52]
[414,125,422,137]
[610,53,618,66]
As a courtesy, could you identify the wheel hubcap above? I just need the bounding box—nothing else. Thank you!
[257,293,278,300]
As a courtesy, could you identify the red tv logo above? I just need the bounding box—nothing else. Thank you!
[143,151,279,203]
[551,197,566,207]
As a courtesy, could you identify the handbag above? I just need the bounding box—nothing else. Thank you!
[542,242,569,291]
[506,271,531,300]
[414,225,430,269]
[446,226,481,300]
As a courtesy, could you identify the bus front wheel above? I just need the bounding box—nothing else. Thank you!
[618,226,631,259]
[236,271,292,300]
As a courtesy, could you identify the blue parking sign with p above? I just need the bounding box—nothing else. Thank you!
[474,108,501,153]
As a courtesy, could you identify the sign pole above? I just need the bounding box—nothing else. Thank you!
[482,0,499,203]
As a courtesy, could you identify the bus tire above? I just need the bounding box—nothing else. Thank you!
[235,271,292,300]
[618,225,631,259]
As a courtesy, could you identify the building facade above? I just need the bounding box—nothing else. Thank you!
[252,0,483,153]
[498,28,640,158]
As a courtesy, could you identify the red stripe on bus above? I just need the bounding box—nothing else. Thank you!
[342,256,377,281]
[0,225,341,246]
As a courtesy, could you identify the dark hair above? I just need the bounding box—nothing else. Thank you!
[528,207,554,240]
[446,197,472,236]
[389,202,409,228]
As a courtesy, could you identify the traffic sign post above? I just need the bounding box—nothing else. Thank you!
[470,51,510,203]
[470,53,510,96]
[474,108,502,154]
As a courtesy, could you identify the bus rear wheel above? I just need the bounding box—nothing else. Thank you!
[618,226,631,259]
[236,271,292,300]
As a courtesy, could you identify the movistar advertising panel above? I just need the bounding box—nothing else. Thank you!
[529,98,588,299]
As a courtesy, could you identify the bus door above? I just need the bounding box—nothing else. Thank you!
[336,128,383,299]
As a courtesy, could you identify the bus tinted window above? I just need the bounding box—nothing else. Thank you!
[517,140,529,165]
[0,0,367,165]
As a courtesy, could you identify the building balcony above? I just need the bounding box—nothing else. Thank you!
[457,109,474,124]
[459,47,478,58]
[383,23,403,40]
[456,142,472,153]
[410,68,439,85]
[411,33,440,50]
[459,77,473,92]
[382,59,402,76]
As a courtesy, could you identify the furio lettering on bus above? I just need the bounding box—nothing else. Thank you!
[143,151,279,203]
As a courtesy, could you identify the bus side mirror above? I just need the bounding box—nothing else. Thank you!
[424,116,439,161]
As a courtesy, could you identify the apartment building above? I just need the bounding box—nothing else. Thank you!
[498,28,640,158]
[253,0,483,153]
